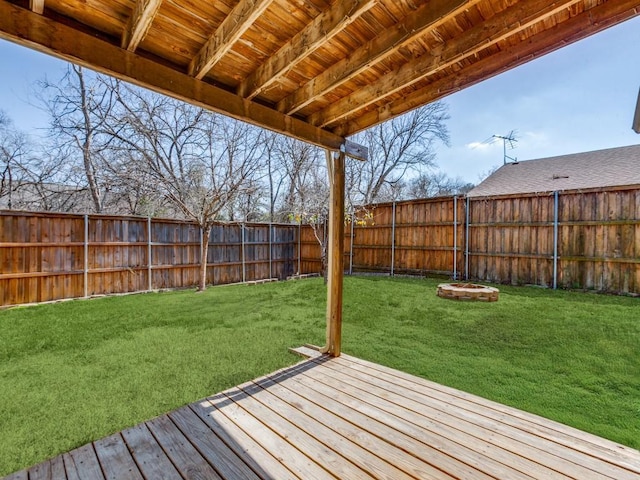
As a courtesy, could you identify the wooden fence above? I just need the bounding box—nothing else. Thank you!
[300,187,640,295]
[2,187,639,306]
[0,211,297,307]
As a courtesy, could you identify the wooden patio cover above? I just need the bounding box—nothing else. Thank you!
[1,0,639,354]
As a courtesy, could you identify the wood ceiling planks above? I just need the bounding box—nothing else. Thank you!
[1,0,638,153]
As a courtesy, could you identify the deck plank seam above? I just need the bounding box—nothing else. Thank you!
[336,356,640,477]
[247,378,421,480]
[138,421,186,480]
[316,357,629,480]
[341,355,640,465]
[299,358,539,480]
[220,389,369,480]
[145,414,224,480]
[167,407,251,480]
[205,389,339,480]
[202,399,318,480]
[258,368,464,480]
[277,358,501,479]
[187,400,304,480]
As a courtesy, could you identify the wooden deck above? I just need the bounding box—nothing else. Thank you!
[6,347,640,480]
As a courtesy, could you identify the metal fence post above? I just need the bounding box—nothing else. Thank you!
[241,223,246,283]
[297,222,301,275]
[147,216,152,291]
[453,196,458,280]
[349,207,354,275]
[84,214,89,297]
[391,201,396,276]
[553,191,559,289]
[269,222,273,279]
[465,196,470,280]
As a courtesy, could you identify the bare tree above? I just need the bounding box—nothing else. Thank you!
[0,112,21,209]
[406,172,474,199]
[104,80,262,290]
[348,103,450,204]
[39,65,116,213]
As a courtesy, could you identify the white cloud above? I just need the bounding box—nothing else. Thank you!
[465,141,495,151]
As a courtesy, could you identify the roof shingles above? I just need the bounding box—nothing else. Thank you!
[468,144,640,197]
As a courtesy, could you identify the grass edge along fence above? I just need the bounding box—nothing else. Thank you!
[300,187,640,295]
[0,211,299,307]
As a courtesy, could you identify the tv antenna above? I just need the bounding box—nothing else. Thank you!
[492,131,518,165]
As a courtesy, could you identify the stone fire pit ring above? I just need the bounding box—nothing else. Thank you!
[437,283,499,302]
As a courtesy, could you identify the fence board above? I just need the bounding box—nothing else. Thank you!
[299,191,638,294]
[0,211,299,306]
[2,188,639,307]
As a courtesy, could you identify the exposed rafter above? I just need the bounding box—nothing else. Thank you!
[277,0,479,115]
[311,0,583,129]
[237,0,377,100]
[336,0,640,136]
[188,0,275,80]
[0,2,367,161]
[29,0,44,14]
[121,0,163,51]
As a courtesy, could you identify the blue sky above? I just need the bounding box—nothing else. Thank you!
[1,14,640,184]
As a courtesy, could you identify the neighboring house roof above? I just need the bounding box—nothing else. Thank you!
[467,144,640,197]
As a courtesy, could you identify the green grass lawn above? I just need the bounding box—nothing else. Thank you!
[1,277,639,475]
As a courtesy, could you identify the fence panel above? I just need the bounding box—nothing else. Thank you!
[88,216,150,295]
[2,188,638,307]
[0,211,84,305]
[0,211,300,306]
[558,189,640,293]
[467,195,555,287]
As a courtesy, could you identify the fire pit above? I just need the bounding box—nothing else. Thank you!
[437,283,499,302]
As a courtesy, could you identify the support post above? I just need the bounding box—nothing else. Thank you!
[453,196,458,280]
[84,214,89,298]
[465,196,470,280]
[147,217,152,291]
[391,201,396,276]
[321,149,345,357]
[553,191,559,289]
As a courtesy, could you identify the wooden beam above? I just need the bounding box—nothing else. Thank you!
[29,0,44,14]
[0,2,368,160]
[633,87,640,134]
[237,0,376,100]
[321,150,345,357]
[277,0,478,115]
[188,0,275,80]
[121,0,163,51]
[336,0,640,136]
[311,0,583,129]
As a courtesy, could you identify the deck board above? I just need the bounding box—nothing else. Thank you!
[6,350,640,480]
[94,433,143,480]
